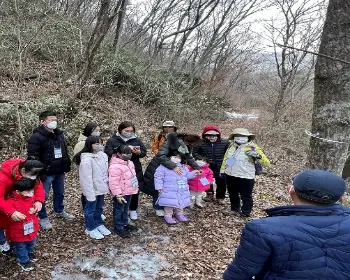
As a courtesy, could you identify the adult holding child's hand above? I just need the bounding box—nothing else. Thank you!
[0,158,44,254]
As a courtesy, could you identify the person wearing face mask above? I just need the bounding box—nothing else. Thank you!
[27,110,74,230]
[154,152,199,224]
[3,178,41,271]
[223,170,350,280]
[152,121,177,154]
[109,145,139,238]
[105,121,147,221]
[188,156,214,208]
[193,126,230,204]
[220,128,270,217]
[74,136,111,240]
[73,123,101,156]
[0,159,44,256]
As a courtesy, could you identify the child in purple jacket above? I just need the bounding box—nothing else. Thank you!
[154,151,199,224]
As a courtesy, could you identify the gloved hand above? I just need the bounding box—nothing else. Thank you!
[115,195,127,204]
[219,173,225,179]
[246,150,262,159]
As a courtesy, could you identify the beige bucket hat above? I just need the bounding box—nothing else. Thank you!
[229,128,255,140]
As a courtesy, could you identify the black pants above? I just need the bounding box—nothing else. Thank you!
[226,175,254,215]
[129,192,139,211]
[206,176,227,199]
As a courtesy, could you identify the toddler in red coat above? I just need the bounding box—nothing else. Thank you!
[5,178,39,272]
[188,156,214,208]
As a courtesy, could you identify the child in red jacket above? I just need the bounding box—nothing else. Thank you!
[188,156,214,208]
[5,178,39,272]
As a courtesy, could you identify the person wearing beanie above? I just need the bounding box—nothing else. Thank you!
[223,170,350,280]
[152,121,177,154]
[193,125,230,204]
[4,178,40,272]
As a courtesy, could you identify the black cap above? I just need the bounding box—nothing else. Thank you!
[13,178,36,192]
[293,170,346,204]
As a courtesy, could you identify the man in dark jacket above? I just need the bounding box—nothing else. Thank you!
[143,132,200,217]
[223,169,350,280]
[193,126,230,204]
[27,111,73,230]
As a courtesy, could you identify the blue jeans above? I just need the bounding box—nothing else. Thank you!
[39,174,65,219]
[113,195,132,231]
[0,229,6,245]
[84,195,104,231]
[152,194,164,211]
[14,238,37,264]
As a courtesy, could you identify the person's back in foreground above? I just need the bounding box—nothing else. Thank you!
[223,169,350,280]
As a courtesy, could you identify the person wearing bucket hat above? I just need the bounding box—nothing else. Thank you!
[152,121,177,154]
[193,125,230,204]
[220,128,270,217]
[223,170,350,280]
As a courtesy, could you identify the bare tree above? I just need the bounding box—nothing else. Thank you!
[308,0,350,175]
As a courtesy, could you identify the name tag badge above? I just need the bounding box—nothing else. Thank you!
[54,147,63,159]
[130,176,138,187]
[226,158,237,166]
[23,221,34,235]
[177,180,187,189]
[200,177,210,186]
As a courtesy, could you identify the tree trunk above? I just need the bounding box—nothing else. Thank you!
[307,0,350,175]
[113,0,127,51]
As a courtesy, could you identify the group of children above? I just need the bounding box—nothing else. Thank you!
[0,120,270,272]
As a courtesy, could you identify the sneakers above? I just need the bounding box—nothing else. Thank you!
[124,224,138,232]
[115,229,131,238]
[217,199,225,205]
[175,214,189,222]
[19,262,34,272]
[203,193,214,202]
[39,218,53,230]
[29,252,38,263]
[54,210,75,220]
[85,229,104,240]
[164,216,177,224]
[240,212,251,218]
[222,209,240,216]
[195,196,204,208]
[129,211,138,220]
[155,209,165,217]
[97,225,111,236]
[0,241,10,253]
[101,214,106,221]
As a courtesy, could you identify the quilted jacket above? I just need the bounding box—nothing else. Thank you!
[223,204,350,280]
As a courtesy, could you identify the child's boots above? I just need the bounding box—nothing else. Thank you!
[195,196,204,208]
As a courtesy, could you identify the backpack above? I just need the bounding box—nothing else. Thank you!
[251,146,263,175]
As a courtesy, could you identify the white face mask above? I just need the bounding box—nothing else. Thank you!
[18,190,34,197]
[91,131,101,137]
[46,121,57,130]
[171,157,181,163]
[196,160,206,166]
[121,131,134,139]
[23,174,37,180]
[234,136,249,144]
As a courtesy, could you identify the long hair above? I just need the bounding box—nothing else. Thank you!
[74,136,101,165]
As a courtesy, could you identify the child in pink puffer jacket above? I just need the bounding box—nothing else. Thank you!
[109,145,138,238]
[188,156,214,208]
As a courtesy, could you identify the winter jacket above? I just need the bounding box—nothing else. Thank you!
[154,164,196,208]
[142,133,200,196]
[188,164,214,192]
[193,126,230,176]
[73,134,87,156]
[0,159,44,230]
[220,142,270,179]
[152,133,167,154]
[5,191,39,243]
[223,204,350,280]
[79,152,109,202]
[27,126,71,176]
[105,132,146,190]
[109,156,138,196]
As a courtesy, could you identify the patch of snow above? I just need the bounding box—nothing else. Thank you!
[225,111,259,119]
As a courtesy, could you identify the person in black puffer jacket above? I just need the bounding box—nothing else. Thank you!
[104,121,147,221]
[27,110,74,230]
[193,125,230,204]
[142,132,201,217]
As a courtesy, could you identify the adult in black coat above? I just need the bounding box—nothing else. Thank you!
[193,125,230,204]
[142,132,201,216]
[105,121,147,218]
[27,110,73,230]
